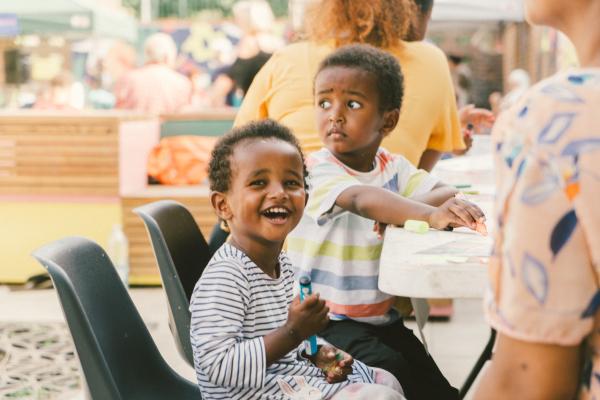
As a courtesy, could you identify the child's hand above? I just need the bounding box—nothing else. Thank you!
[373,221,388,239]
[286,294,329,341]
[429,197,486,231]
[311,345,353,383]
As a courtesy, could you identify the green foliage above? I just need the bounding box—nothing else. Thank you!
[123,0,289,19]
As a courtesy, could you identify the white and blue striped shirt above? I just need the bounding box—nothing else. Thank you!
[190,243,375,399]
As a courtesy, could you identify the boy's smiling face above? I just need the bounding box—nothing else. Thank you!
[315,66,399,172]
[215,138,307,249]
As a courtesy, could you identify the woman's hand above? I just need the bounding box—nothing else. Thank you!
[458,104,495,133]
[311,345,354,383]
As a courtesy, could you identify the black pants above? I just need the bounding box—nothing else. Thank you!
[320,319,459,400]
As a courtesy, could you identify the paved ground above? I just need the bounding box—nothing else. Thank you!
[0,286,489,399]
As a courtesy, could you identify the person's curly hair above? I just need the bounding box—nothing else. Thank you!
[305,0,417,48]
[208,119,308,193]
[316,44,404,112]
[414,0,434,14]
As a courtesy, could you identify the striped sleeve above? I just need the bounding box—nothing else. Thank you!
[305,158,360,221]
[190,260,266,389]
[393,154,439,197]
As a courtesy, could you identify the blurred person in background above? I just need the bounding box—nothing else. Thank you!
[115,32,192,114]
[448,54,472,109]
[86,40,136,109]
[405,0,433,42]
[488,91,503,117]
[33,70,84,111]
[409,0,495,155]
[208,0,283,107]
[499,68,531,111]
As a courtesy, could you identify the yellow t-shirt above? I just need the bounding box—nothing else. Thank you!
[234,41,463,166]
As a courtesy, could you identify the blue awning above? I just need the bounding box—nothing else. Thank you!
[0,13,19,36]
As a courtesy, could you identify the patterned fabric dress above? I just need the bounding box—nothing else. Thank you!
[484,69,600,398]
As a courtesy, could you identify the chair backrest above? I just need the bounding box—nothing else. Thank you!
[133,200,211,366]
[32,237,201,400]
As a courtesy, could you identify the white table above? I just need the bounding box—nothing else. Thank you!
[379,227,491,299]
[378,143,496,398]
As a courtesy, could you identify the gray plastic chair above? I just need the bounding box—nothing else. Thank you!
[32,236,201,400]
[134,200,211,367]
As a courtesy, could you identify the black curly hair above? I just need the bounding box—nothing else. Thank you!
[315,44,404,113]
[414,0,434,14]
[208,119,308,193]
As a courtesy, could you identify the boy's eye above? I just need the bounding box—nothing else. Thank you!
[319,100,331,109]
[347,100,361,109]
[285,180,302,188]
[250,179,266,187]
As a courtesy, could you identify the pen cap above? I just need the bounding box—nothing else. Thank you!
[299,275,311,286]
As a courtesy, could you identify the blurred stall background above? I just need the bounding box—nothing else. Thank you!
[0,0,579,290]
[0,1,583,399]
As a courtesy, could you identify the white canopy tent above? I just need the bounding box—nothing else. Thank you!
[431,0,525,22]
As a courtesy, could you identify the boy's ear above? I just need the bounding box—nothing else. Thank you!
[210,191,232,221]
[380,108,400,137]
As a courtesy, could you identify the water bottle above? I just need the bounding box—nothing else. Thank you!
[107,224,129,287]
[298,276,318,356]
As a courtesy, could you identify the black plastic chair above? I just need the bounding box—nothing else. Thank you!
[32,236,201,400]
[133,200,212,367]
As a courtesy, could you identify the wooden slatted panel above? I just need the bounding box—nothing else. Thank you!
[0,120,119,196]
[121,186,217,284]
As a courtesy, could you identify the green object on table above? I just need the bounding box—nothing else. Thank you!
[454,184,472,189]
[461,190,480,195]
[404,219,429,233]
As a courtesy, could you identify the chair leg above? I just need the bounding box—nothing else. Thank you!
[459,328,496,399]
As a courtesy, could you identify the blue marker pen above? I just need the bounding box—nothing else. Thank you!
[298,275,318,356]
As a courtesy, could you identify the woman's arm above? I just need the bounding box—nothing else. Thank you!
[474,333,581,400]
[417,149,442,172]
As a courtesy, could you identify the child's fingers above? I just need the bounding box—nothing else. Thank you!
[339,365,353,377]
[300,293,320,308]
[305,295,327,314]
[326,370,346,383]
[291,295,301,307]
[316,304,330,323]
[457,199,486,222]
[447,202,477,229]
[340,352,353,367]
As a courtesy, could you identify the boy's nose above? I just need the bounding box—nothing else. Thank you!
[268,183,287,199]
[328,114,344,123]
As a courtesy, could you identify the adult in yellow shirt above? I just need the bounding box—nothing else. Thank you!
[234,0,463,170]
